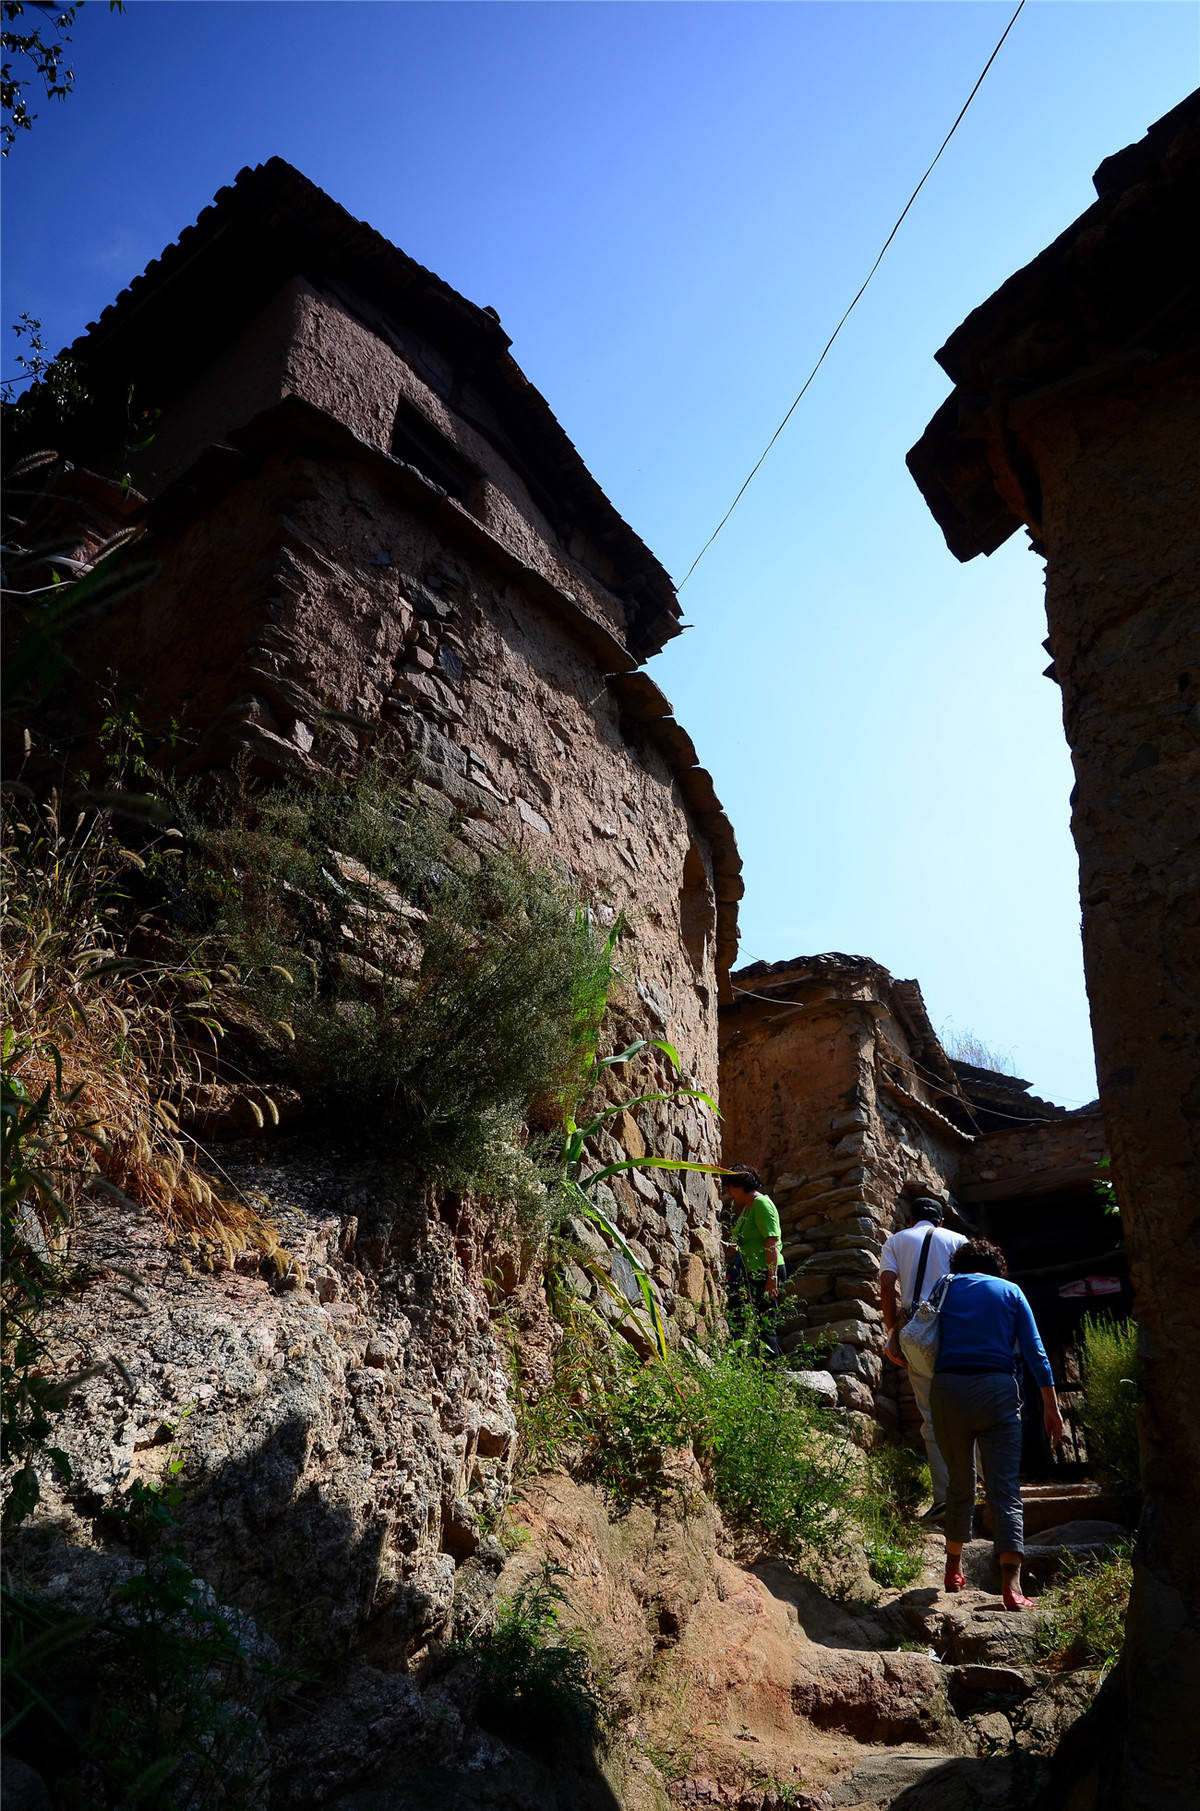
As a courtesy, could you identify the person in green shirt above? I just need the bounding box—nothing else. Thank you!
[723,1165,784,1359]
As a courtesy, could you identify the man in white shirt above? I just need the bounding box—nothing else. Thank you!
[880,1197,967,1520]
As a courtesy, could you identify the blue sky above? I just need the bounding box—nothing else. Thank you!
[5,2,1197,1103]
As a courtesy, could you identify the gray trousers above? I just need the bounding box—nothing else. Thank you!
[930,1371,1024,1554]
[906,1364,949,1502]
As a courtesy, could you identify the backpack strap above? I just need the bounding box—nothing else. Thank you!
[909,1227,935,1311]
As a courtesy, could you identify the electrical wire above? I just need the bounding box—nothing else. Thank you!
[729,972,1092,1128]
[677,0,1028,590]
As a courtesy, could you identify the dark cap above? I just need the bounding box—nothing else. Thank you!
[910,1197,945,1224]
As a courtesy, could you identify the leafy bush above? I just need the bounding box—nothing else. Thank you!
[451,1561,602,1741]
[513,1311,900,1572]
[177,753,612,1195]
[1079,1314,1140,1495]
[3,1471,282,1809]
[689,1340,852,1561]
[854,1443,928,1588]
[1035,1545,1132,1675]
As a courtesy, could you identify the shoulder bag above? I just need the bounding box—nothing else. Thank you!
[899,1273,952,1378]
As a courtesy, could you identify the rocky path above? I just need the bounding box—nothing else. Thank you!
[465,1470,1128,1811]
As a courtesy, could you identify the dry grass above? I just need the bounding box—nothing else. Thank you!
[2,789,286,1270]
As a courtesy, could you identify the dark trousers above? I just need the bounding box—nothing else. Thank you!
[930,1371,1025,1553]
[729,1258,785,1360]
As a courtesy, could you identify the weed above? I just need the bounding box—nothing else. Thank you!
[451,1561,603,1742]
[1035,1545,1132,1675]
[175,751,613,1202]
[1078,1315,1139,1496]
[1,787,284,1264]
[856,1445,927,1588]
[3,1458,285,1809]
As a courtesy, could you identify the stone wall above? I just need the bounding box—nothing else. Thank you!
[52,173,742,1336]
[12,163,743,1673]
[906,94,1200,1807]
[719,956,969,1426]
[958,1111,1108,1206]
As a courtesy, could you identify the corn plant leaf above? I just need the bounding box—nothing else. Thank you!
[125,1754,184,1803]
[565,1178,668,1360]
[574,1087,718,1142]
[581,1157,729,1189]
[597,1040,648,1069]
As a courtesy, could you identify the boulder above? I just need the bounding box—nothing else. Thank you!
[787,1368,839,1408]
[836,1374,875,1413]
[790,1648,959,1747]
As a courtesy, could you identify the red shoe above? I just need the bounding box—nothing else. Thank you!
[944,1568,966,1594]
[1003,1587,1036,1612]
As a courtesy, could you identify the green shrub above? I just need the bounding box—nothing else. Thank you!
[515,1316,872,1570]
[177,753,611,1194]
[1079,1315,1140,1496]
[2,1473,282,1809]
[451,1562,603,1741]
[689,1341,852,1561]
[1035,1545,1132,1675]
[853,1443,928,1588]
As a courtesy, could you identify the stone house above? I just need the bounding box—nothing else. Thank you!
[35,157,742,1333]
[907,92,1199,1807]
[718,953,1114,1455]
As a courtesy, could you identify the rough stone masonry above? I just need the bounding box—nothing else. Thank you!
[10,159,743,1663]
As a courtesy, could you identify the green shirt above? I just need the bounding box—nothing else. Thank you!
[733,1193,782,1276]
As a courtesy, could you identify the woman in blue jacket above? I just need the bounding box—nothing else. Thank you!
[931,1238,1065,1609]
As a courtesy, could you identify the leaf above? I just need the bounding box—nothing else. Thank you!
[125,1754,184,1803]
[575,1087,719,1142]
[565,1180,668,1361]
[47,1446,72,1482]
[597,1040,648,1069]
[2,1463,40,1531]
[582,1157,729,1189]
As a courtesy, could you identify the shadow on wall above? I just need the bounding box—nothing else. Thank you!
[5,1417,624,1811]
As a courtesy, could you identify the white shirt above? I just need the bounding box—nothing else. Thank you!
[879,1223,967,1310]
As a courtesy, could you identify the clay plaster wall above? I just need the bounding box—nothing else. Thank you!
[281,282,633,646]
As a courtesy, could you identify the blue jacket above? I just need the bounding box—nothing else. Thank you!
[934,1274,1054,1386]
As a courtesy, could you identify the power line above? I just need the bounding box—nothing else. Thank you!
[730,969,1093,1126]
[677,0,1028,591]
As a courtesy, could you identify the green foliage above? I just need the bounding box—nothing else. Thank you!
[688,1340,854,1563]
[178,752,613,1196]
[1,446,158,710]
[1093,1154,1120,1217]
[0,1036,92,1529]
[1079,1314,1140,1495]
[557,942,725,1360]
[451,1561,603,1742]
[3,1459,283,1809]
[1035,1545,1132,1676]
[1,2,125,153]
[512,1306,911,1574]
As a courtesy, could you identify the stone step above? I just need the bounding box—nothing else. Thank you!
[977,1480,1137,1540]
